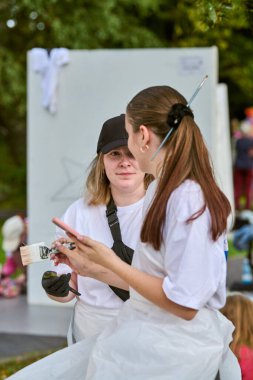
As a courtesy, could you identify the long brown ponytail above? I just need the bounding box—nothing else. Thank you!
[127,86,231,250]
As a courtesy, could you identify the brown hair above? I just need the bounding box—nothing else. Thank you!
[126,85,231,250]
[86,152,153,206]
[221,293,253,356]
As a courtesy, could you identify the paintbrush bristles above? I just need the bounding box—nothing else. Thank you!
[20,242,48,266]
[20,241,76,266]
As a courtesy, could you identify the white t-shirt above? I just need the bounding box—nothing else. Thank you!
[55,197,144,309]
[131,179,227,310]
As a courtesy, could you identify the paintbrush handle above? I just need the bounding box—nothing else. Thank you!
[49,242,76,255]
[69,286,81,296]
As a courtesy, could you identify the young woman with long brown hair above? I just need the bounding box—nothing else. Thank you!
[7,86,240,379]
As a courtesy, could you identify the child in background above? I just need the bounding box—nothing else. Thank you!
[0,215,27,297]
[221,293,253,380]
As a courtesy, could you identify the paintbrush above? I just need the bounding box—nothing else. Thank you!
[20,241,75,266]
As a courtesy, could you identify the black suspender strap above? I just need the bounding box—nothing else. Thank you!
[106,198,122,242]
[106,197,134,301]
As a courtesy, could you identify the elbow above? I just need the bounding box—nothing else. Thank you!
[182,309,198,321]
[165,301,198,320]
[163,294,198,320]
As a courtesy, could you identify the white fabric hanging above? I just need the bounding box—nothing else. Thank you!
[30,48,70,114]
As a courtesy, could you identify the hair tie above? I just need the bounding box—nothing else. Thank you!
[167,103,194,129]
[150,76,207,161]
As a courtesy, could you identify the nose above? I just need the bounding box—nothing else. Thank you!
[119,154,131,166]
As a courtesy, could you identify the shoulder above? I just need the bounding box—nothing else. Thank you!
[171,179,203,202]
[58,199,106,234]
[169,180,205,221]
[64,198,87,214]
[62,198,98,222]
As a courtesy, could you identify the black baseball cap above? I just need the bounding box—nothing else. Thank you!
[96,114,128,154]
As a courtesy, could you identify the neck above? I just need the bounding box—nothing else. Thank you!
[148,132,166,178]
[110,184,145,207]
[150,150,165,179]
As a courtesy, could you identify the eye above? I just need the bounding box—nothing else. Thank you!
[109,150,121,157]
[127,151,134,159]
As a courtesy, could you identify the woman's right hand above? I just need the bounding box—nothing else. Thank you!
[60,234,119,270]
[54,237,129,290]
[50,237,74,267]
[53,237,109,277]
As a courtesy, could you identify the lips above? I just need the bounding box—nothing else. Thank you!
[116,173,135,175]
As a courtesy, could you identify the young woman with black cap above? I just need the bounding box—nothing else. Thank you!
[41,114,152,344]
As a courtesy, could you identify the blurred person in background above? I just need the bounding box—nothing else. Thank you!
[234,107,253,211]
[0,215,27,298]
[221,293,253,380]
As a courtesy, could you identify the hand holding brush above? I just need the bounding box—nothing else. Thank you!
[42,271,81,297]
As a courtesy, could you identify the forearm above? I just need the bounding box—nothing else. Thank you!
[90,269,129,290]
[74,260,129,290]
[109,255,197,320]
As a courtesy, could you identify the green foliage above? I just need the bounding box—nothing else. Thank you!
[0,0,253,209]
[228,238,247,258]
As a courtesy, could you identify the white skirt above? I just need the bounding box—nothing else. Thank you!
[7,298,235,380]
[68,300,120,344]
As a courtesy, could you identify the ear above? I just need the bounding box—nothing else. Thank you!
[139,125,150,145]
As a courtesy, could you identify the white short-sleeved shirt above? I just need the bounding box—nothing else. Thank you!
[131,179,227,310]
[55,197,144,309]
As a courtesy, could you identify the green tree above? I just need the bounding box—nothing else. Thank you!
[0,0,252,211]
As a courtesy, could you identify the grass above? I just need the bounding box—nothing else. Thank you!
[0,349,65,379]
